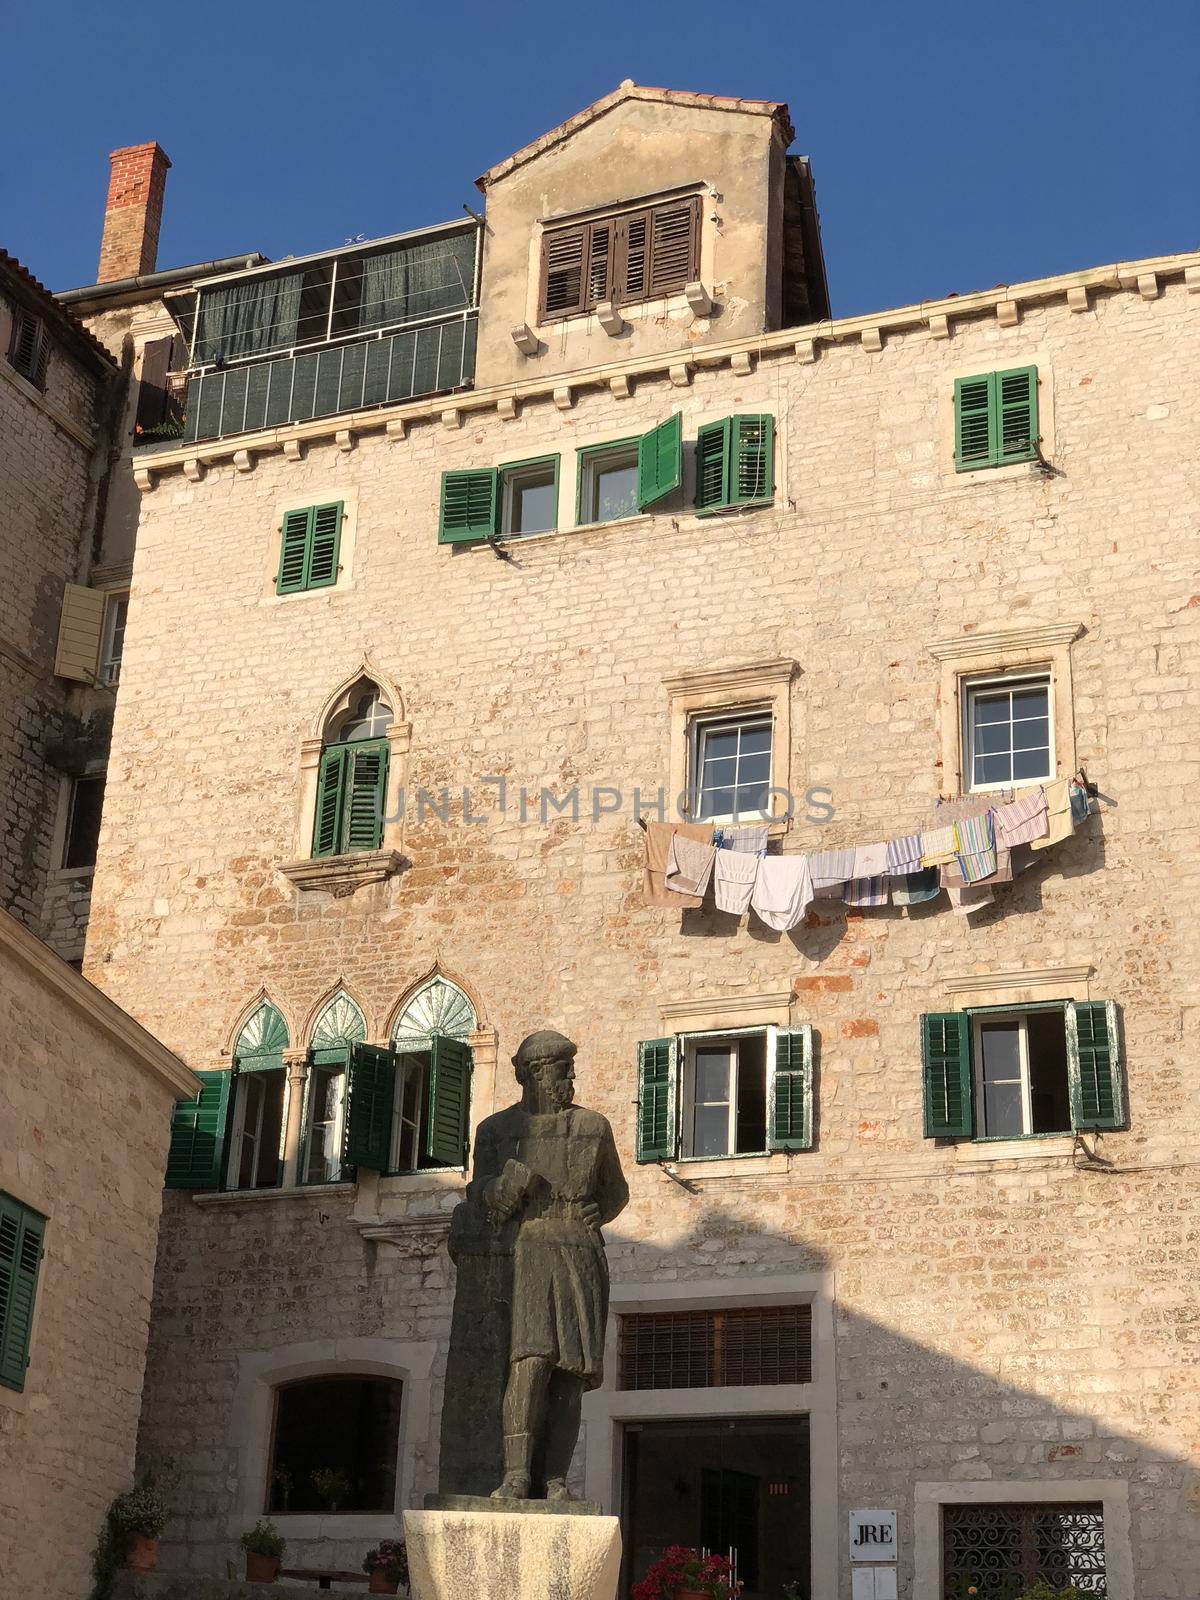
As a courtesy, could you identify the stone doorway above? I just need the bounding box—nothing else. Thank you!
[621,1415,811,1599]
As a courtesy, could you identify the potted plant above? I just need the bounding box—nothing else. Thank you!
[241,1518,286,1584]
[632,1546,741,1600]
[363,1537,409,1595]
[111,1477,169,1572]
[311,1466,352,1513]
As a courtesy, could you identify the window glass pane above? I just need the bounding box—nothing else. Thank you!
[1011,687,1049,721]
[701,756,737,787]
[975,753,1013,786]
[738,753,771,784]
[698,786,735,821]
[1027,1011,1071,1133]
[337,690,392,742]
[692,1104,730,1158]
[304,1064,345,1183]
[1012,716,1049,751]
[101,595,128,686]
[972,694,1010,724]
[63,776,105,869]
[584,447,639,524]
[694,1049,731,1104]
[1013,747,1051,780]
[507,465,556,534]
[703,730,739,761]
[734,1034,767,1154]
[269,1376,403,1514]
[975,721,1011,756]
[694,717,773,819]
[691,1047,731,1157]
[978,1022,1024,1137]
[734,780,771,815]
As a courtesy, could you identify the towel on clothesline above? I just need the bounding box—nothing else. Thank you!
[715,823,769,854]
[844,876,889,908]
[952,810,997,885]
[665,833,717,899]
[947,883,995,916]
[713,848,760,915]
[1030,778,1074,851]
[750,854,813,932]
[920,824,958,867]
[808,848,855,888]
[892,867,941,907]
[994,788,1049,848]
[886,833,924,875]
[643,821,714,908]
[851,841,888,878]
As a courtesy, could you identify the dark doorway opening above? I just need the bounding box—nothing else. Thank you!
[622,1416,810,1599]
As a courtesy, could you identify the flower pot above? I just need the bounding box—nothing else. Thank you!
[674,1591,711,1600]
[368,1571,400,1595]
[245,1551,281,1583]
[124,1533,159,1572]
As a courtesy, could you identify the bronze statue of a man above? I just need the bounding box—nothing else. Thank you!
[465,1029,629,1501]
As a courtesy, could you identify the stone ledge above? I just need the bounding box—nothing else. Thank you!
[277,849,405,897]
[115,1575,364,1599]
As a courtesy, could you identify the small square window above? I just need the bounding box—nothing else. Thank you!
[100,593,129,686]
[973,1009,1071,1138]
[963,673,1052,791]
[691,712,773,822]
[941,1500,1106,1595]
[501,459,558,536]
[62,775,105,870]
[579,442,640,525]
[682,1033,767,1158]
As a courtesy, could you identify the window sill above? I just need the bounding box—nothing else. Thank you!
[192,1182,353,1208]
[663,1152,790,1180]
[261,1511,402,1540]
[278,849,404,897]
[952,1134,1076,1165]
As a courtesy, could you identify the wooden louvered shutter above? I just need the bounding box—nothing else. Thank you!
[0,1195,45,1392]
[439,468,498,545]
[165,1069,232,1190]
[312,745,349,858]
[541,224,588,319]
[586,221,613,307]
[306,501,343,587]
[730,415,774,505]
[277,508,313,594]
[997,366,1038,462]
[427,1036,472,1166]
[648,198,700,297]
[345,742,389,852]
[53,583,106,682]
[637,413,683,510]
[768,1025,813,1151]
[1066,1000,1124,1131]
[636,1037,676,1163]
[921,1012,973,1138]
[695,419,731,512]
[9,312,47,388]
[134,337,175,434]
[343,1044,397,1171]
[954,375,993,470]
[616,210,650,302]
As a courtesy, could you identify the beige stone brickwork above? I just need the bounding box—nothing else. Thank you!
[86,261,1200,1595]
[0,909,195,1600]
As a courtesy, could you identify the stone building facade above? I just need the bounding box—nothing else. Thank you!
[81,85,1199,1599]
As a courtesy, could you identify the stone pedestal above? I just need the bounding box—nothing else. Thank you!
[404,1507,621,1600]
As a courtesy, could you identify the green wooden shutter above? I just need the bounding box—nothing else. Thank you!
[0,1194,45,1392]
[694,419,730,512]
[165,1069,232,1190]
[954,375,994,470]
[306,501,343,587]
[768,1024,813,1151]
[427,1036,472,1166]
[343,1043,397,1170]
[921,1012,973,1138]
[636,1037,676,1162]
[637,414,683,510]
[276,508,313,593]
[1067,1000,1124,1131]
[344,742,389,853]
[730,415,774,505]
[312,745,349,858]
[997,366,1038,462]
[439,469,498,544]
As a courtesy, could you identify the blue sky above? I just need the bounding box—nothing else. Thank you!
[5,0,1197,316]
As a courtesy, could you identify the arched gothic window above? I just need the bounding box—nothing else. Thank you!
[301,992,368,1186]
[312,686,392,859]
[386,979,476,1174]
[228,1001,290,1192]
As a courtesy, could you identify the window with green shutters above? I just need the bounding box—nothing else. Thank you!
[276,502,344,593]
[312,741,389,857]
[165,1069,233,1189]
[0,1191,46,1392]
[636,413,683,511]
[954,367,1039,471]
[921,1001,1124,1140]
[636,1025,814,1163]
[694,415,775,513]
[343,1043,398,1172]
[387,1039,474,1173]
[439,468,498,544]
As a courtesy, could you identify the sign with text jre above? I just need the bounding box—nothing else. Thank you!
[849,1509,898,1560]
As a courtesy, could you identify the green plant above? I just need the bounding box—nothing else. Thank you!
[952,1581,1087,1600]
[240,1518,286,1559]
[271,1465,293,1511]
[311,1466,352,1508]
[632,1546,742,1600]
[364,1538,409,1585]
[87,1475,169,1600]
[781,1583,807,1600]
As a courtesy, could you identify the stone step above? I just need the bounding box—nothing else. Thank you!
[113,1574,366,1598]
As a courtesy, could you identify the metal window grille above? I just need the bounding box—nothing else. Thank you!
[618,1305,812,1391]
[942,1502,1107,1598]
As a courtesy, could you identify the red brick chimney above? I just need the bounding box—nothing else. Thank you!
[97,142,172,283]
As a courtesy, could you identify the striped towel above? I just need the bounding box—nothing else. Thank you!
[920,825,958,867]
[953,811,997,885]
[994,788,1048,848]
[808,848,856,888]
[844,876,889,908]
[886,833,924,875]
[715,823,770,854]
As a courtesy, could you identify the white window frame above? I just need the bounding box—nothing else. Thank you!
[500,458,558,537]
[679,1026,777,1160]
[971,1006,1072,1141]
[99,591,129,687]
[226,1069,288,1191]
[387,1050,431,1174]
[578,439,640,526]
[301,1060,348,1185]
[961,667,1054,794]
[689,708,774,825]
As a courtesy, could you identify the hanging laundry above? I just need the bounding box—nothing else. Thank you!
[886,833,924,875]
[946,883,995,915]
[808,848,855,887]
[750,853,814,932]
[994,787,1049,849]
[891,867,941,907]
[1030,777,1074,851]
[934,792,1008,822]
[643,821,714,908]
[715,823,769,854]
[1069,782,1091,825]
[952,810,997,885]
[941,846,1012,888]
[919,824,958,867]
[713,848,760,915]
[844,876,889,908]
[851,841,888,878]
[665,833,717,899]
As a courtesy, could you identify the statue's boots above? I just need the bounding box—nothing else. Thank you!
[544,1478,576,1502]
[491,1432,533,1500]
